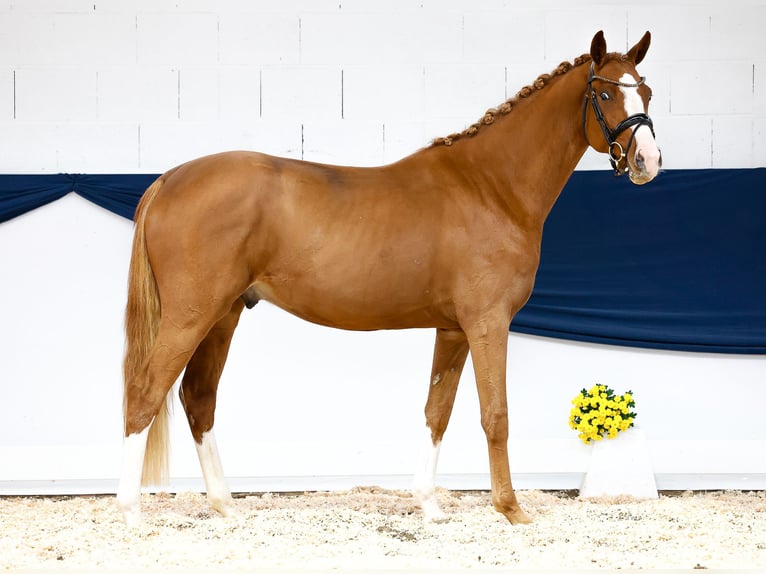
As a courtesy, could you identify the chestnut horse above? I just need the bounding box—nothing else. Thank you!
[118,30,660,526]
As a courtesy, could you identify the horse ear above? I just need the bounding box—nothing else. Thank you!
[627,31,651,65]
[590,30,607,67]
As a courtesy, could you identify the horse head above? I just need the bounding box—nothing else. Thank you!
[584,30,662,185]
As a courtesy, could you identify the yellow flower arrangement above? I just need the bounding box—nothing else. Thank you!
[569,384,636,444]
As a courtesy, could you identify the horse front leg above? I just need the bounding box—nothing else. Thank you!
[464,316,531,525]
[179,300,244,518]
[413,328,469,523]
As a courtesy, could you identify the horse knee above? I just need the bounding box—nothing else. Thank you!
[481,408,509,443]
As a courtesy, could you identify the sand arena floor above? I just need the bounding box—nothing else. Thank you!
[1,487,765,571]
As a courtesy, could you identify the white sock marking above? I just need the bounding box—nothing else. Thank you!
[413,427,448,523]
[117,425,150,527]
[196,430,236,517]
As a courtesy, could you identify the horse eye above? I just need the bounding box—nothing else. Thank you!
[600,91,611,101]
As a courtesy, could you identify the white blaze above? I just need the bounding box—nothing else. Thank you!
[619,73,661,178]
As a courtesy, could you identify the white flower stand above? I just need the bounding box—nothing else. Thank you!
[579,427,658,499]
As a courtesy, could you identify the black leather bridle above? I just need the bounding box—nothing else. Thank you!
[582,63,656,175]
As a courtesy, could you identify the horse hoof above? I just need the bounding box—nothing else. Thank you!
[210,498,239,519]
[122,508,142,528]
[218,506,240,520]
[423,509,449,524]
[503,507,532,525]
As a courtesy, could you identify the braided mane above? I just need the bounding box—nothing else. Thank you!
[431,53,593,147]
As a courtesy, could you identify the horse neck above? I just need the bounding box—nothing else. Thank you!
[447,64,591,228]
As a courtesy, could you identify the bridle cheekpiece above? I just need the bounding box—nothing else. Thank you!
[583,62,655,175]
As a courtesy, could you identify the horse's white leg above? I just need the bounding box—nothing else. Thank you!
[116,424,150,528]
[179,300,244,518]
[413,427,447,523]
[413,328,469,523]
[195,429,237,517]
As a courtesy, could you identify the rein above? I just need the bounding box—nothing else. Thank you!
[582,63,655,175]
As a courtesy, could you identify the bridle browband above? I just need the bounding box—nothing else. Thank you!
[582,62,656,176]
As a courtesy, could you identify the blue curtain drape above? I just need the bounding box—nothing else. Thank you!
[0,173,157,223]
[512,168,765,354]
[1,169,764,354]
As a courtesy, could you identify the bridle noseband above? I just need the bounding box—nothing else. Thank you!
[582,63,656,175]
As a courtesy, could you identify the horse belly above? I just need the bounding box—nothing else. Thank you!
[248,266,452,331]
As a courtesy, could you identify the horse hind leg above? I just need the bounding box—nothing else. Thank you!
[179,300,245,518]
[413,328,469,523]
[119,316,219,527]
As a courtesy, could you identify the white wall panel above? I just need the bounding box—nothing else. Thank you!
[219,12,299,66]
[0,14,56,66]
[757,62,766,115]
[300,13,420,66]
[628,7,713,63]
[50,14,136,67]
[14,68,97,122]
[179,68,220,121]
[1,0,96,13]
[754,117,766,162]
[261,66,341,120]
[219,67,261,122]
[462,11,545,65]
[654,116,712,169]
[671,60,754,116]
[411,12,465,65]
[136,13,219,66]
[710,6,766,58]
[545,9,628,57]
[97,67,178,122]
[342,66,424,122]
[712,117,756,168]
[0,123,59,171]
[55,123,140,173]
[138,121,231,171]
[0,70,11,120]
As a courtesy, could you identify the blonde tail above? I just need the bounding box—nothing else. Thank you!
[123,176,171,487]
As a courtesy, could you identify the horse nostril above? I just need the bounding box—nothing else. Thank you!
[635,151,646,171]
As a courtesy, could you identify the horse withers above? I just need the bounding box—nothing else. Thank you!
[118,30,660,527]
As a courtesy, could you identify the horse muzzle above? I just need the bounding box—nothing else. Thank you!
[628,145,662,185]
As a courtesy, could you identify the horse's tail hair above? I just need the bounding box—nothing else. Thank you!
[123,175,170,487]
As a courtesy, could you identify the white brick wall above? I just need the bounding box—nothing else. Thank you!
[0,1,764,172]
